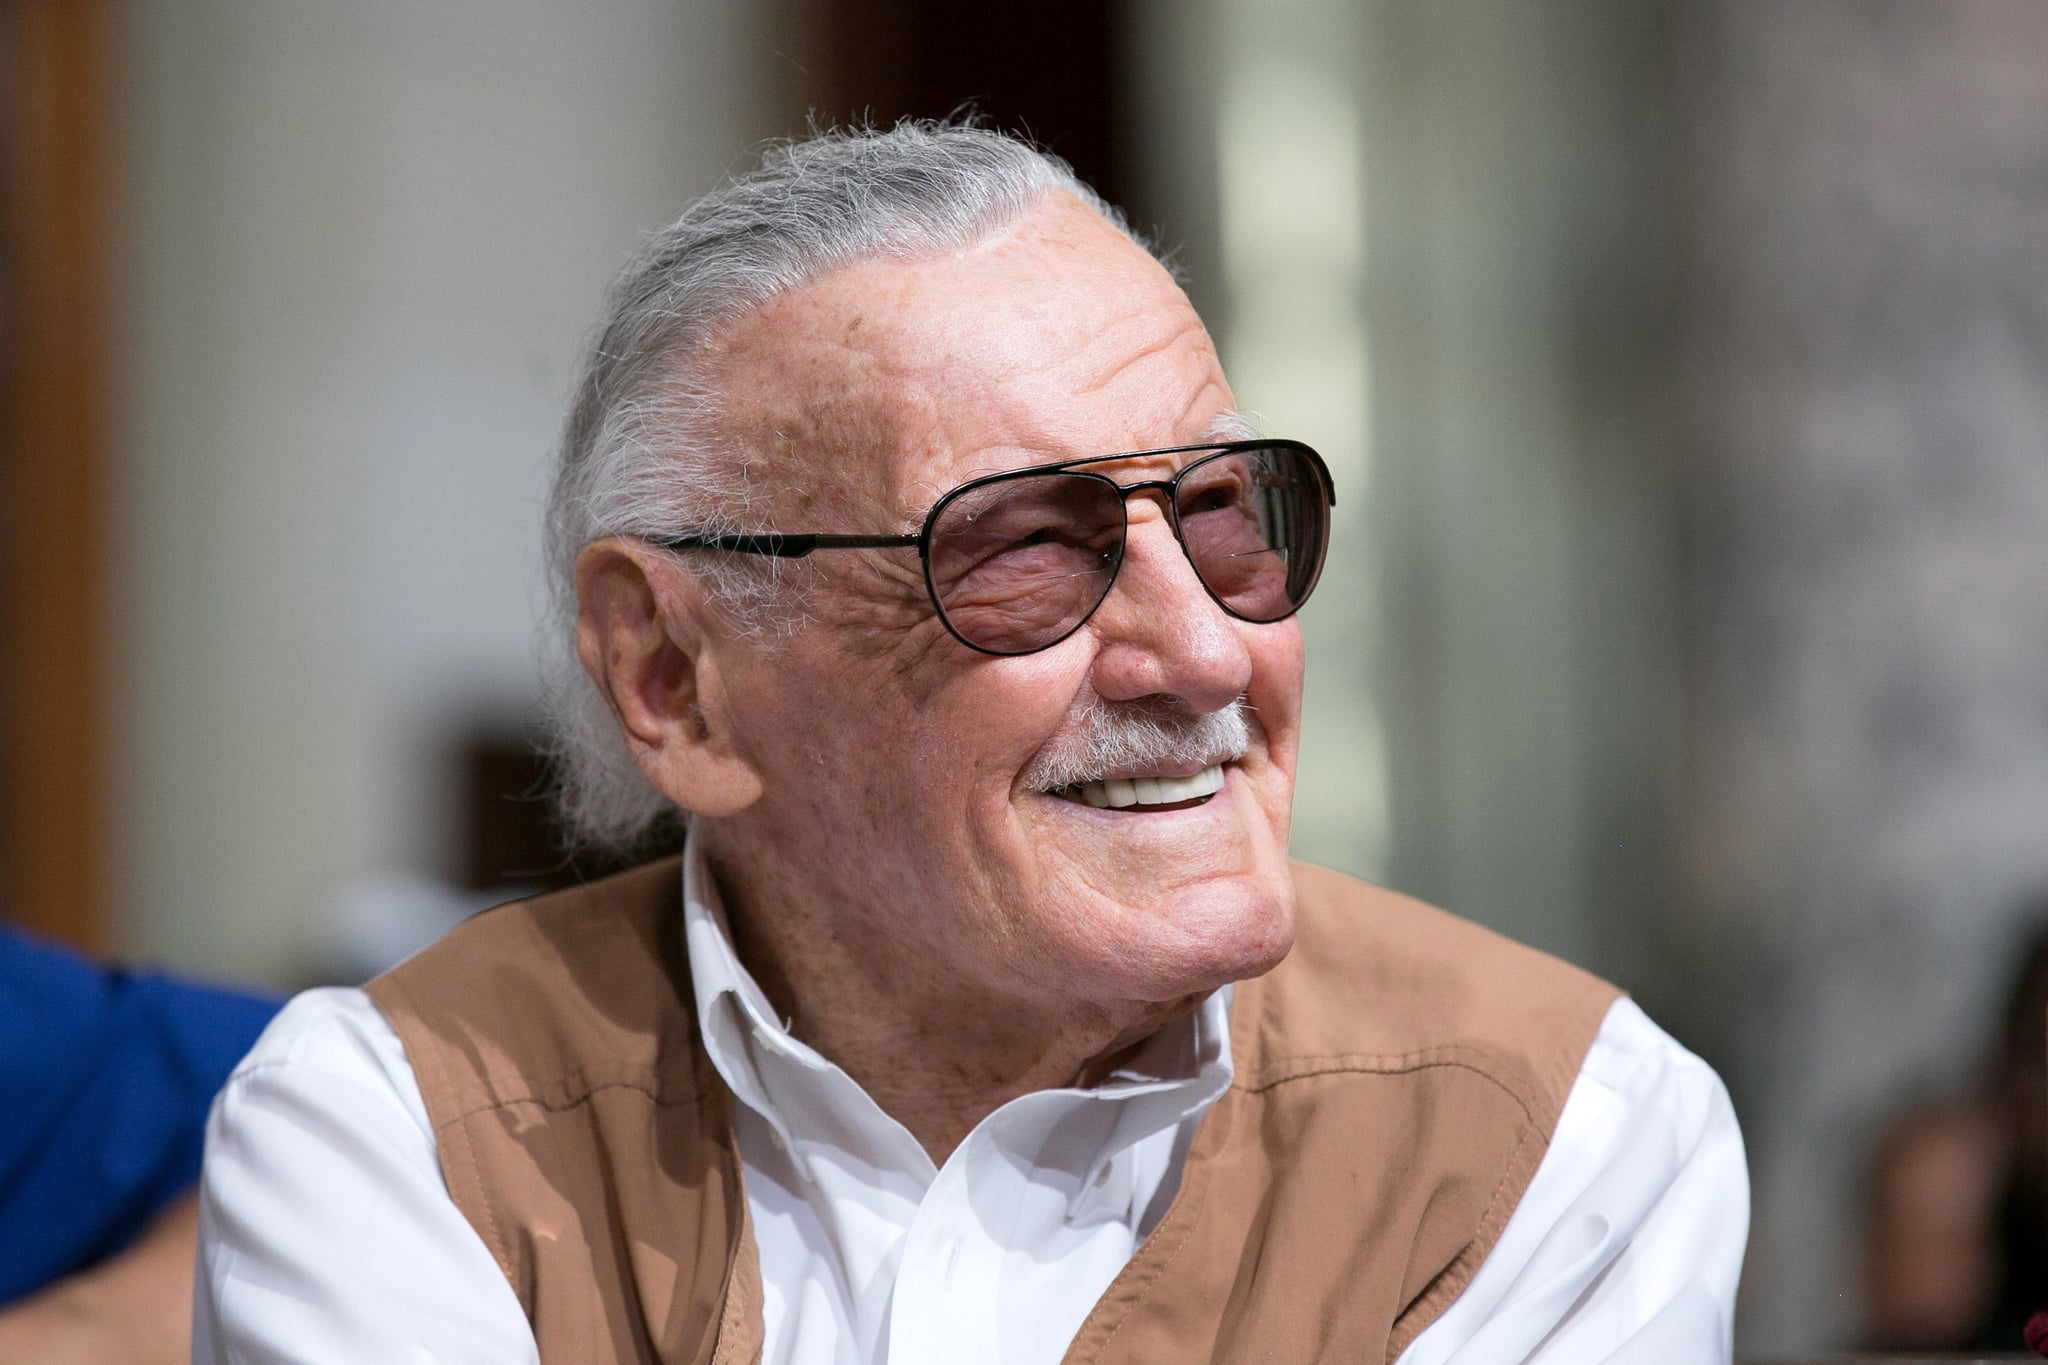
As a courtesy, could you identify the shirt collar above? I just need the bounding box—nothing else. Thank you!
[678,838,1234,1194]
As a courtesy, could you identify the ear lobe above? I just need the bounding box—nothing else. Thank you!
[574,539,765,818]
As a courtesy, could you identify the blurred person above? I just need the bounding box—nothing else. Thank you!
[1864,913,2048,1352]
[195,122,1749,1364]
[0,926,278,1362]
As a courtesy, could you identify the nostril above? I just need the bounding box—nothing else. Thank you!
[1087,630,1254,717]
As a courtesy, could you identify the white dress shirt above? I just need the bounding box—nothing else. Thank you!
[195,847,1748,1364]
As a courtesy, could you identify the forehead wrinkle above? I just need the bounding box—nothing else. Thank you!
[962,303,1228,465]
[711,308,938,528]
[903,310,1226,470]
[1065,308,1216,400]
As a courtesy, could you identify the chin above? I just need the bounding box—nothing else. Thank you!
[1080,872,1297,1004]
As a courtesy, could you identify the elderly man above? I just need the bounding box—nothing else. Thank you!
[195,124,1746,1363]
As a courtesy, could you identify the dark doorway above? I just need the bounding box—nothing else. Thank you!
[782,0,1136,215]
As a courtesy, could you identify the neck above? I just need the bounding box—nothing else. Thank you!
[697,834,1195,1165]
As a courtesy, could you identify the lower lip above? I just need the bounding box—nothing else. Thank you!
[1122,794,1213,813]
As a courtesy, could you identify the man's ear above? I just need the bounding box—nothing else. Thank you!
[574,538,765,818]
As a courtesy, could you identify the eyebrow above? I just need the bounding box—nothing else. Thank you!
[903,414,1263,527]
[1202,409,1259,443]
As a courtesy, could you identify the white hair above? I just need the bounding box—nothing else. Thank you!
[543,121,1159,855]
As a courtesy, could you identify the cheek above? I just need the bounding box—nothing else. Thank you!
[918,642,1095,763]
[1247,625,1307,750]
[742,636,1074,823]
[729,640,897,797]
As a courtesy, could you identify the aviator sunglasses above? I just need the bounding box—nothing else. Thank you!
[651,439,1335,657]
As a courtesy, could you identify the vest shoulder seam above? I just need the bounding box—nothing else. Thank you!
[431,1074,716,1127]
[1233,1044,1545,1126]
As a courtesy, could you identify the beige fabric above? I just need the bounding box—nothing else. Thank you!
[366,859,1617,1365]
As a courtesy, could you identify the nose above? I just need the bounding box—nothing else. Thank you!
[1084,506,1254,713]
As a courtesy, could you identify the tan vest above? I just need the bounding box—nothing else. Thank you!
[367,859,1617,1364]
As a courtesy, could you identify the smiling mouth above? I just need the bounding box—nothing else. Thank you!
[1049,763,1226,812]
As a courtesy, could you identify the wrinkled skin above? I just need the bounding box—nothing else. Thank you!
[577,193,1304,1157]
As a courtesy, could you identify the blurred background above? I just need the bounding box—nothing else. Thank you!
[4,0,2046,1355]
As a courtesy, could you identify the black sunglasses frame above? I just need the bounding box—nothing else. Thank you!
[649,438,1335,657]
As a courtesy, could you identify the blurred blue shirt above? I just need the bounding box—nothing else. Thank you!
[0,927,279,1305]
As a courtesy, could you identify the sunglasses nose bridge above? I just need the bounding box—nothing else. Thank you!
[1110,477,1179,539]
[1114,476,1176,504]
[1098,486,1225,621]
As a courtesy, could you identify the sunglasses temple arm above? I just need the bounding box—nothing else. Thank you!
[805,534,921,551]
[651,532,919,559]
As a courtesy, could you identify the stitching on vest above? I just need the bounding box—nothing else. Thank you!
[434,1053,707,1116]
[1069,1120,1216,1362]
[451,1105,518,1287]
[435,1079,717,1127]
[711,1196,764,1365]
[1235,1046,1544,1127]
[1087,1206,1203,1358]
[385,971,520,1291]
[1384,1116,1542,1362]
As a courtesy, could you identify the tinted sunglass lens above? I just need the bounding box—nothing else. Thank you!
[1175,445,1329,622]
[926,474,1123,654]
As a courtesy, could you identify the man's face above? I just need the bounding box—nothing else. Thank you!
[693,194,1303,1019]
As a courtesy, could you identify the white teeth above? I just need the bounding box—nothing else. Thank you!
[1160,766,1226,801]
[1062,764,1225,810]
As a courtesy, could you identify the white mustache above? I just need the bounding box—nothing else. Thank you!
[1022,697,1251,792]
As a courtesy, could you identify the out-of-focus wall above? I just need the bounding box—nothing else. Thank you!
[1673,2,2048,1350]
[1350,3,1679,975]
[116,2,780,985]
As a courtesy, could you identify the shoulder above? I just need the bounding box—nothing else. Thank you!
[374,857,686,1002]
[1394,997,1748,1362]
[1550,996,1745,1205]
[1563,996,1750,1240]
[227,986,422,1107]
[1244,863,1621,1119]
[210,988,437,1170]
[197,987,541,1364]
[1579,997,1730,1125]
[0,933,276,1301]
[363,857,700,1114]
[204,989,446,1236]
[0,927,278,1081]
